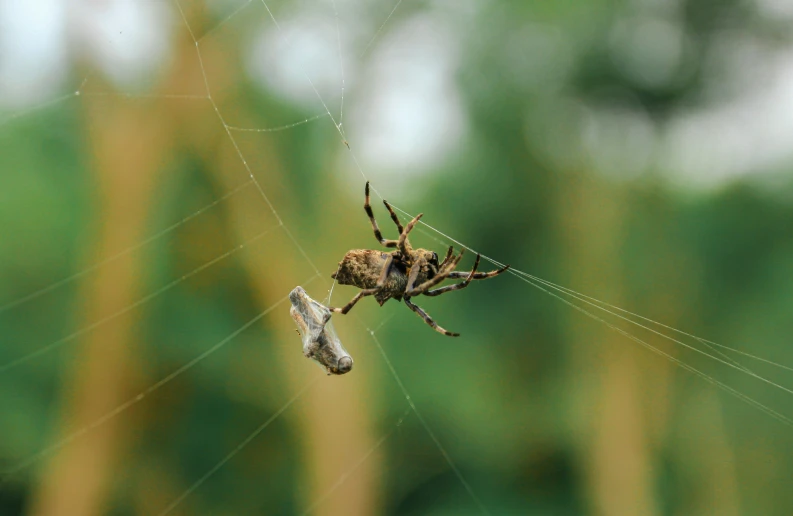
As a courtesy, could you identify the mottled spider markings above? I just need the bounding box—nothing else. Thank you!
[329,182,509,336]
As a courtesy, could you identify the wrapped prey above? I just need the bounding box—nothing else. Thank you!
[289,286,353,375]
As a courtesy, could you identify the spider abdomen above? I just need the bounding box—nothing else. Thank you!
[331,249,407,304]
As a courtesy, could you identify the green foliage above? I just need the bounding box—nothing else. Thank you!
[2,0,793,514]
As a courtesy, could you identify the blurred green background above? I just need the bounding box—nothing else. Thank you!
[2,0,793,514]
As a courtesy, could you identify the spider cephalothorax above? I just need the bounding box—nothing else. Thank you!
[329,182,509,336]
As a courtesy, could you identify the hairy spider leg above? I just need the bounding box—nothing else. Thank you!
[405,250,465,296]
[423,254,481,297]
[446,262,510,280]
[330,255,393,315]
[382,199,404,234]
[404,256,427,294]
[437,246,455,269]
[403,297,459,337]
[397,213,424,257]
[364,181,399,248]
[330,288,380,314]
[377,254,394,285]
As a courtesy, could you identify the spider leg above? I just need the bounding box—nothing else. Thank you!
[330,254,393,315]
[423,254,481,297]
[329,288,380,315]
[397,213,424,257]
[405,256,426,293]
[404,297,459,337]
[437,246,454,269]
[377,254,394,286]
[447,263,510,279]
[364,182,399,248]
[382,199,404,234]
[405,250,465,297]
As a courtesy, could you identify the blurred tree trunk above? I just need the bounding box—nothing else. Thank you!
[190,13,381,514]
[556,172,658,516]
[29,83,170,515]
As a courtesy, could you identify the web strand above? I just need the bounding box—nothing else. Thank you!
[367,329,491,515]
[158,375,322,516]
[299,406,412,516]
[5,0,791,513]
[226,113,328,132]
[1,277,317,480]
[360,0,404,58]
[196,0,255,44]
[0,224,283,372]
[0,180,254,314]
[158,319,401,515]
[239,2,490,511]
[389,212,793,423]
[331,0,346,131]
[0,75,89,129]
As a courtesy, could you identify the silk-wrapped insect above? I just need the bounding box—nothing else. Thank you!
[289,286,353,375]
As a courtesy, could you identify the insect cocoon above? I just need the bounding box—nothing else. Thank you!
[289,286,353,375]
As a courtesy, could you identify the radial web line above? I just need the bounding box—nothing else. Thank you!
[0,277,318,480]
[367,330,491,515]
[0,224,282,372]
[330,0,346,133]
[409,224,758,379]
[79,92,209,100]
[519,272,793,394]
[215,0,791,497]
[226,113,328,132]
[360,0,404,58]
[241,1,490,512]
[0,93,76,128]
[196,0,254,44]
[346,137,773,384]
[159,375,322,516]
[388,201,793,373]
[299,406,412,516]
[0,75,88,128]
[172,1,324,279]
[0,180,255,313]
[513,273,793,427]
[515,272,757,376]
[160,318,402,515]
[380,205,793,423]
[257,0,348,148]
[517,270,793,372]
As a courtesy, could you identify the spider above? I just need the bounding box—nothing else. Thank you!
[328,182,509,336]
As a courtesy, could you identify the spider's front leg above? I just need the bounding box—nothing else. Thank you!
[424,254,481,297]
[405,250,465,297]
[447,262,510,280]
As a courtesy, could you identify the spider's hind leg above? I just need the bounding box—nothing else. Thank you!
[404,297,459,337]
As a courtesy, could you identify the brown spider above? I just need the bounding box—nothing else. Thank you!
[328,182,509,336]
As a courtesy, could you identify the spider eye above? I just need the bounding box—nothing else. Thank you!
[432,252,439,263]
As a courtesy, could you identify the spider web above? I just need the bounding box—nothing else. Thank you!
[2,1,793,514]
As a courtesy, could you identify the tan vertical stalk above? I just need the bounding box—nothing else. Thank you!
[207,127,379,516]
[557,173,656,516]
[29,90,171,514]
[186,13,379,513]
